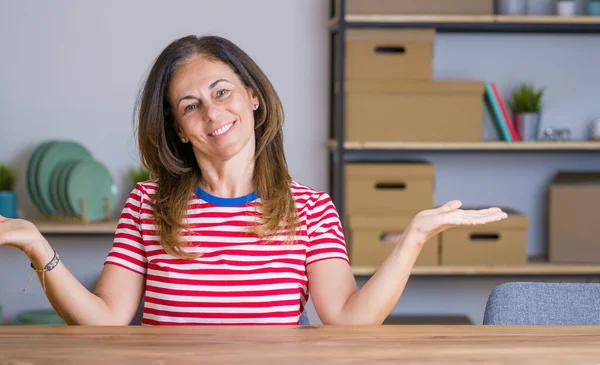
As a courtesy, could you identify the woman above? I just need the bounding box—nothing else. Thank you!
[0,35,507,326]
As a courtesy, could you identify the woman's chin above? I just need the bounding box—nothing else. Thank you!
[195,132,255,162]
[209,142,250,161]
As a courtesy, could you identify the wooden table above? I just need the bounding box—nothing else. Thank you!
[1,325,600,364]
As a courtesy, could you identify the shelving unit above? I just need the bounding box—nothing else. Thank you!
[331,140,600,163]
[328,0,600,220]
[329,140,600,151]
[32,220,118,234]
[331,14,600,33]
[352,260,600,277]
[328,0,600,276]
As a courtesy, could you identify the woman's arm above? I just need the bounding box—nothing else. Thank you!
[307,200,507,325]
[308,229,427,325]
[0,218,145,325]
[26,235,145,325]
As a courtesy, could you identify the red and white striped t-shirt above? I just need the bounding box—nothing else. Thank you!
[104,180,348,325]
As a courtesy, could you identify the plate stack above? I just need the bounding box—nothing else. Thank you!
[25,140,117,223]
[16,309,65,325]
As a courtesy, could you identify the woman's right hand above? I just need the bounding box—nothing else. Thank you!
[0,215,46,257]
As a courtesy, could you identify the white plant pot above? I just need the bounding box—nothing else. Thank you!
[557,1,577,16]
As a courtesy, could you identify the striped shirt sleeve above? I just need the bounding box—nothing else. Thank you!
[305,192,349,265]
[104,183,148,275]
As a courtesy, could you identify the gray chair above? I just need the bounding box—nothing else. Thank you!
[130,298,144,325]
[483,282,600,325]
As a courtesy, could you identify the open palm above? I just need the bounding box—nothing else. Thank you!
[409,200,507,242]
[0,215,44,253]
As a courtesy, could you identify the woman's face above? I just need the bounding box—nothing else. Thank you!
[168,55,259,163]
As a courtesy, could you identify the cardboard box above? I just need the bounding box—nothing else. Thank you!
[345,80,485,142]
[347,215,439,266]
[345,29,434,81]
[549,172,600,264]
[346,0,494,15]
[345,162,435,215]
[440,210,529,265]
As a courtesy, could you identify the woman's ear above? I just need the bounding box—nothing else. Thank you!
[174,123,188,143]
[248,89,260,110]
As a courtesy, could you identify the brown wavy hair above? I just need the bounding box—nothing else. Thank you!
[135,35,299,259]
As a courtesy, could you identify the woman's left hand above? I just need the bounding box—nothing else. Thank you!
[405,200,508,245]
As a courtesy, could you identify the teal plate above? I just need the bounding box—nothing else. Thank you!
[36,141,93,215]
[58,160,80,217]
[66,160,116,222]
[49,160,75,216]
[25,141,56,214]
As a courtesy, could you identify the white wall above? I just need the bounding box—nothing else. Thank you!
[0,0,330,323]
[1,0,599,325]
[0,0,330,212]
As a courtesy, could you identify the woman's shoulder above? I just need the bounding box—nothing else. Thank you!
[290,181,336,209]
[130,179,159,199]
[290,181,328,198]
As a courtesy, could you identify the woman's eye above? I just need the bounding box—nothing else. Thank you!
[216,89,229,98]
[184,104,197,112]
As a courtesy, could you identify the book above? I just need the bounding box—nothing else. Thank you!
[490,82,520,141]
[484,81,512,142]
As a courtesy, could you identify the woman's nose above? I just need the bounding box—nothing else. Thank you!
[203,102,222,123]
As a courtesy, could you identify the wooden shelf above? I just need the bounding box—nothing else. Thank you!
[352,261,600,276]
[332,14,600,33]
[32,220,118,234]
[345,14,600,24]
[494,15,600,24]
[329,140,600,151]
[345,14,496,24]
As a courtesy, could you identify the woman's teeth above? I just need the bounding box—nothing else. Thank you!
[210,122,234,136]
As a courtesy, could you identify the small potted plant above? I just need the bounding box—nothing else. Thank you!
[128,164,153,190]
[0,163,17,218]
[509,83,545,141]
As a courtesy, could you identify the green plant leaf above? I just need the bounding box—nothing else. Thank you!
[0,163,16,191]
[509,83,544,113]
[128,165,153,189]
